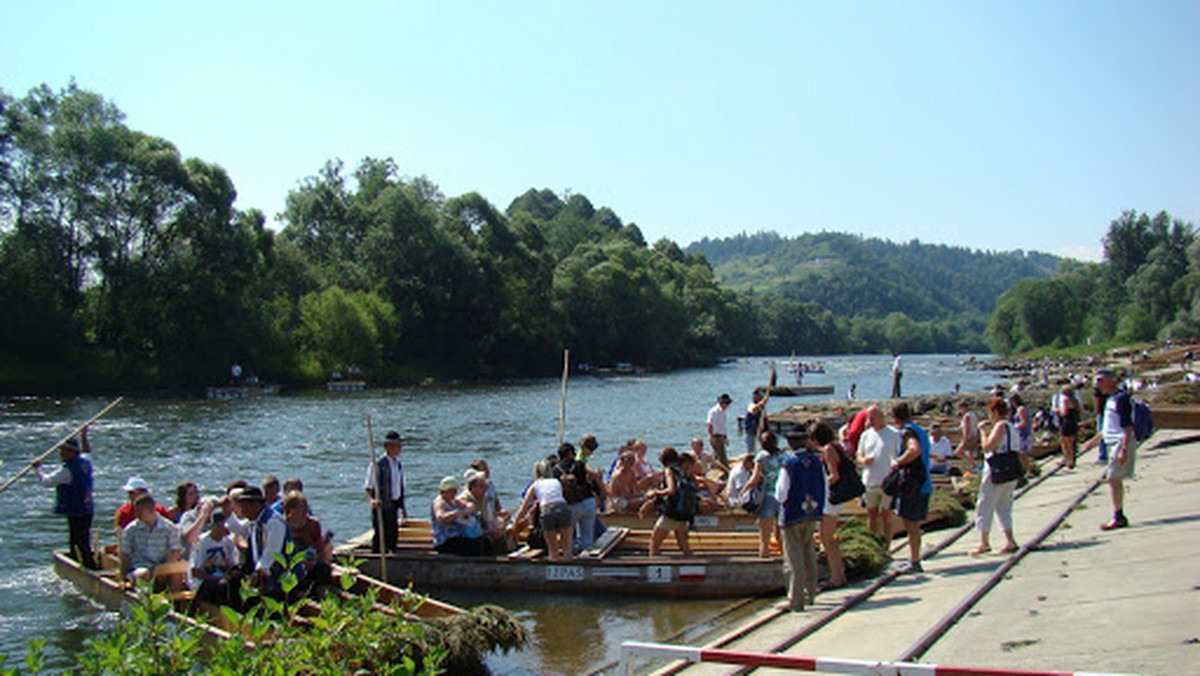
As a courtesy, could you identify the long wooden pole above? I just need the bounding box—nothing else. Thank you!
[558,349,569,447]
[0,397,123,496]
[365,414,387,583]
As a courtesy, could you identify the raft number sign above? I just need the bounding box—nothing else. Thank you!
[546,565,585,581]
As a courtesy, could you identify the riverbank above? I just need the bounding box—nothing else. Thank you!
[626,427,1199,675]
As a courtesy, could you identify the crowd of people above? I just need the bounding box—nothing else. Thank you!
[35,435,333,607]
[33,365,1144,615]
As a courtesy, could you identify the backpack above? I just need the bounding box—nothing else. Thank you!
[556,459,587,504]
[1132,398,1154,442]
[827,442,865,505]
[663,467,698,522]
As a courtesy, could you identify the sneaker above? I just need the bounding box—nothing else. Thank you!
[1100,516,1128,531]
[904,560,923,574]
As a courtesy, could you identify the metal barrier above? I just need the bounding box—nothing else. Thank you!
[618,641,1130,676]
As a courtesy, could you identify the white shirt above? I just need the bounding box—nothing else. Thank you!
[892,355,902,375]
[858,426,900,487]
[929,436,954,470]
[530,477,566,508]
[363,453,406,501]
[707,404,729,436]
[188,532,238,589]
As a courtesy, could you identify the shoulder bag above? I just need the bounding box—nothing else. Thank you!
[986,423,1023,484]
[827,443,866,505]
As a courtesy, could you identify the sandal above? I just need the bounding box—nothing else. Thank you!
[999,544,1019,554]
[970,546,991,556]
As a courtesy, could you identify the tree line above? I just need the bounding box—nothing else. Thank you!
[985,210,1199,353]
[3,83,1185,393]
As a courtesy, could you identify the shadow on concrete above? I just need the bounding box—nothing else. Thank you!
[857,594,921,610]
[932,560,1003,577]
[1034,539,1104,552]
[1133,512,1200,527]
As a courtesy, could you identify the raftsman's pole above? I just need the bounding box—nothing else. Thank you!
[558,349,570,447]
[365,414,387,583]
[0,397,123,496]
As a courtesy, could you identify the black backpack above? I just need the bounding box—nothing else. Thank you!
[663,467,698,522]
[556,459,588,504]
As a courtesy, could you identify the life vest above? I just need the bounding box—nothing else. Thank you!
[55,456,94,516]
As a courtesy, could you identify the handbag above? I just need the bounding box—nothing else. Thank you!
[882,455,926,499]
[827,443,865,505]
[987,424,1023,484]
[738,482,763,513]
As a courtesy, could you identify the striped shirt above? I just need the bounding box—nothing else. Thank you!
[120,515,182,571]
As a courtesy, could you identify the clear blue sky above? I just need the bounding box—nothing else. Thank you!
[5,1,1198,261]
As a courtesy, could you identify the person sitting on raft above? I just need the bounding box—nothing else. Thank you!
[462,468,510,553]
[282,491,333,589]
[431,475,491,556]
[606,450,648,514]
[680,451,723,514]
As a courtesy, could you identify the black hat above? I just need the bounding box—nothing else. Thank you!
[718,393,732,404]
[235,486,265,502]
[384,431,403,445]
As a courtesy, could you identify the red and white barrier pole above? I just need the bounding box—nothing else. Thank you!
[618,641,1130,676]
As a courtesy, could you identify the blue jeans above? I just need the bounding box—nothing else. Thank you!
[572,497,598,552]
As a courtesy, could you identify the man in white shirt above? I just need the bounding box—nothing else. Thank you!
[706,393,733,468]
[928,424,955,474]
[364,431,408,553]
[856,406,899,537]
[235,487,288,593]
[891,352,903,398]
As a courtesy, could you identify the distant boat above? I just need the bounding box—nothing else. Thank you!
[326,380,366,392]
[205,384,281,399]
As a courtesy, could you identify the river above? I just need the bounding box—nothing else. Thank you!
[0,354,1001,673]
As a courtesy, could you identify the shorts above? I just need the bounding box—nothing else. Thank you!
[654,514,690,532]
[862,486,889,511]
[755,493,780,521]
[1103,441,1137,481]
[540,502,573,531]
[897,492,931,522]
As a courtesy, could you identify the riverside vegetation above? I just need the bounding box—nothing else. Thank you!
[6,82,1190,394]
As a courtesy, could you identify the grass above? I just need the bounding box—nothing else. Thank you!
[837,517,891,581]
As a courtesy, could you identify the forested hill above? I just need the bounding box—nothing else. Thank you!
[687,231,1060,321]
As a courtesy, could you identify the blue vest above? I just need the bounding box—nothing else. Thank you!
[55,456,94,516]
[779,450,825,526]
[376,455,405,505]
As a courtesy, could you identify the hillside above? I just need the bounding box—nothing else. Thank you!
[687,231,1061,321]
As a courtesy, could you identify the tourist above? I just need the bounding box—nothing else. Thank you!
[747,430,785,558]
[1083,369,1138,530]
[573,434,607,550]
[972,397,1022,555]
[263,475,283,516]
[741,391,768,455]
[891,351,903,398]
[33,430,97,569]
[120,494,183,588]
[188,509,241,606]
[724,453,756,511]
[462,469,508,552]
[1009,393,1033,454]
[928,424,955,474]
[1055,385,1082,469]
[113,476,172,537]
[775,428,825,611]
[810,422,847,588]
[510,460,574,561]
[706,393,733,468]
[606,451,646,513]
[468,459,507,522]
[363,430,407,553]
[282,491,332,587]
[856,406,898,538]
[954,401,981,464]
[639,447,695,557]
[169,481,199,522]
[431,475,490,556]
[680,451,722,514]
[690,436,728,477]
[889,402,931,573]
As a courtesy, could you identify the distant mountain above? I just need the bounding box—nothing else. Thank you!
[686,231,1060,321]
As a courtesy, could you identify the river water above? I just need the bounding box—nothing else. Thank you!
[0,354,1000,673]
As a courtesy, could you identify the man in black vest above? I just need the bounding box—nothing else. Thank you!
[364,431,407,553]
